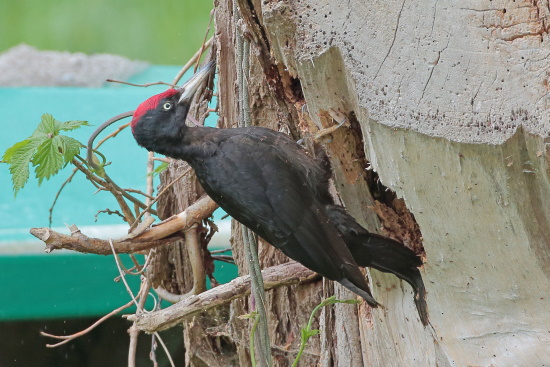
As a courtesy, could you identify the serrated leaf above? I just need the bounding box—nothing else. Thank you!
[59,120,90,132]
[147,161,169,177]
[58,135,83,164]
[5,114,89,195]
[4,138,44,195]
[3,139,33,163]
[33,136,65,185]
[33,113,60,138]
[91,153,106,178]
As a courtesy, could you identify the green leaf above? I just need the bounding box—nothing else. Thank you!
[91,153,106,178]
[33,113,60,138]
[4,113,89,195]
[33,135,65,185]
[3,139,33,163]
[3,138,44,195]
[147,161,169,177]
[59,135,83,164]
[59,120,90,132]
[301,328,319,340]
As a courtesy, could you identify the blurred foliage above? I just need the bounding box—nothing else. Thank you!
[0,0,213,64]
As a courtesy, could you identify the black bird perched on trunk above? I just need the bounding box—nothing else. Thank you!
[130,61,428,325]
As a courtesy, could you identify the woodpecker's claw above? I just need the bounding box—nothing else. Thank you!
[311,115,347,141]
[297,107,348,146]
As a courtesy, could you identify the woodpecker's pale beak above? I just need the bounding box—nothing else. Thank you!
[178,60,215,104]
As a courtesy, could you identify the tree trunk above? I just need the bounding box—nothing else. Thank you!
[163,0,550,365]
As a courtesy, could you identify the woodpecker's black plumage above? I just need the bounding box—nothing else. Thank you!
[131,61,428,324]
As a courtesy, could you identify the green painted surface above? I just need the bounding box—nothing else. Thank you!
[0,252,237,321]
[0,254,143,320]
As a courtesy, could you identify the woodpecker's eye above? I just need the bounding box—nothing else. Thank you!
[162,101,173,110]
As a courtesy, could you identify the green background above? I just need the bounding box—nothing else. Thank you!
[0,0,214,64]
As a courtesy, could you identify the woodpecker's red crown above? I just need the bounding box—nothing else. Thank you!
[130,89,179,132]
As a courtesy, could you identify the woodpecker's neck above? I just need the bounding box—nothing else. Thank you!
[156,124,221,163]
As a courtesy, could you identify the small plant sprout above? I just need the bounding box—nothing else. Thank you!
[292,296,361,367]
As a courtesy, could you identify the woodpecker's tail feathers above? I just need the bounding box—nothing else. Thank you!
[326,204,429,325]
[339,278,380,308]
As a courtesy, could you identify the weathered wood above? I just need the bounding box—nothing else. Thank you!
[131,261,319,332]
[248,0,550,366]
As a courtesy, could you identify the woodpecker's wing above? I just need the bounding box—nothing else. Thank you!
[191,127,378,305]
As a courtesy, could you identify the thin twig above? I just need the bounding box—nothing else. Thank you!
[49,168,78,227]
[129,166,193,232]
[151,157,172,163]
[150,334,159,367]
[109,239,140,308]
[94,122,130,150]
[212,255,235,264]
[106,80,178,88]
[95,208,126,222]
[171,37,213,86]
[154,332,176,367]
[73,154,149,221]
[129,277,152,367]
[145,151,155,213]
[114,254,153,278]
[96,187,155,200]
[129,254,141,272]
[210,247,232,254]
[193,10,215,72]
[41,299,134,348]
[86,111,154,216]
[71,157,107,188]
[235,5,271,365]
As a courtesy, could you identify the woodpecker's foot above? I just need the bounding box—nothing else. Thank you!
[312,115,347,140]
[297,107,348,146]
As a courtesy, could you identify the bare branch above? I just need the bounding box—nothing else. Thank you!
[96,187,155,200]
[86,112,154,216]
[145,151,155,209]
[128,166,195,232]
[154,332,176,367]
[128,277,152,367]
[171,37,214,86]
[109,239,140,308]
[30,195,219,254]
[151,157,172,163]
[95,208,126,221]
[153,223,206,303]
[106,80,178,88]
[41,299,134,347]
[193,11,215,72]
[49,168,78,227]
[136,195,218,241]
[127,261,320,332]
[94,122,130,150]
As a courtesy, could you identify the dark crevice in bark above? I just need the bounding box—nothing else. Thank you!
[237,0,304,106]
[348,111,425,256]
